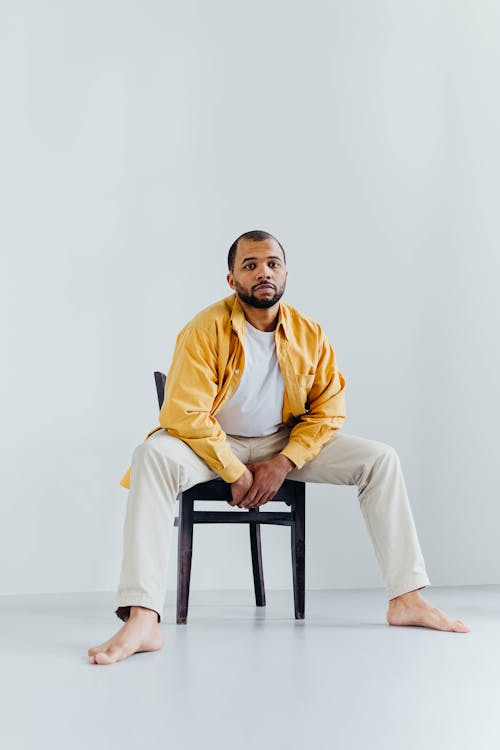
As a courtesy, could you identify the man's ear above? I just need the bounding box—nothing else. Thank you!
[227,272,235,289]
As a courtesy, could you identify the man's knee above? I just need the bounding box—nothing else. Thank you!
[132,435,174,466]
[356,440,400,491]
[131,433,192,476]
[132,439,157,465]
[130,437,186,493]
[370,441,400,465]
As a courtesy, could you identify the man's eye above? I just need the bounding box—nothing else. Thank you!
[244,264,255,269]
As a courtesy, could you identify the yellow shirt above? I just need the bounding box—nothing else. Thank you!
[119,294,346,488]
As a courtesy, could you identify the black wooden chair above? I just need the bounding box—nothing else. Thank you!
[154,371,306,624]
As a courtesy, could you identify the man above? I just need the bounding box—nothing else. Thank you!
[88,230,470,665]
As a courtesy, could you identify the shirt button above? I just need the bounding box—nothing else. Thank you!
[235,369,240,374]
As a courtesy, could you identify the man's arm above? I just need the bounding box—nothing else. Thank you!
[278,329,346,471]
[159,323,247,483]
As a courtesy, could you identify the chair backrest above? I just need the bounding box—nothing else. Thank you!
[154,371,167,410]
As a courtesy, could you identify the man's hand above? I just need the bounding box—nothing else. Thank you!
[232,455,295,508]
[229,467,254,507]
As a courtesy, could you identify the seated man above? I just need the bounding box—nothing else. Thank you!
[89,230,470,665]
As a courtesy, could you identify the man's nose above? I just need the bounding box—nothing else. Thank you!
[256,266,272,279]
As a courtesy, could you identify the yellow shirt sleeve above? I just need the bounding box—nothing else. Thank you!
[158,324,247,483]
[279,330,346,469]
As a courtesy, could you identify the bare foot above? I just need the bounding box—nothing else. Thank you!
[88,606,164,665]
[387,590,470,633]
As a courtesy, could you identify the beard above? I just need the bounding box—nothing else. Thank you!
[233,280,286,309]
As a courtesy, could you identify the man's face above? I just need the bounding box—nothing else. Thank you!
[227,238,288,309]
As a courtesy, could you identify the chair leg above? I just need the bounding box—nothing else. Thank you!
[291,487,306,619]
[249,508,266,607]
[177,493,194,624]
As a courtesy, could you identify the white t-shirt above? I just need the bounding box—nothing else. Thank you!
[216,321,285,437]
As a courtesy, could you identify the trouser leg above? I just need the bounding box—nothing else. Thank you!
[287,431,431,599]
[114,429,227,623]
[248,427,431,600]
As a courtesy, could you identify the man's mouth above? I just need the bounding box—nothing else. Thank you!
[254,283,275,291]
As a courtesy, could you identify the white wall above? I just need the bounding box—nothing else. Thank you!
[2,0,499,597]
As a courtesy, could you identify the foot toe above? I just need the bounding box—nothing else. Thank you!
[94,651,114,665]
[88,643,108,657]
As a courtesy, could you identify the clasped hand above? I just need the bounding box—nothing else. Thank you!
[228,455,294,508]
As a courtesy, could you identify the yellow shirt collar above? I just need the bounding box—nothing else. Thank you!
[227,293,288,339]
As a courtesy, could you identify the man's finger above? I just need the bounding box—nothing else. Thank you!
[259,494,272,507]
[237,493,254,508]
[239,495,258,508]
[250,489,272,507]
[257,490,275,506]
[240,486,262,507]
[229,493,246,506]
[248,500,261,509]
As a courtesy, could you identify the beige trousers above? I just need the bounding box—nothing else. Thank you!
[115,425,430,622]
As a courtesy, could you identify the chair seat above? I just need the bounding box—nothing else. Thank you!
[174,478,302,527]
[180,477,302,504]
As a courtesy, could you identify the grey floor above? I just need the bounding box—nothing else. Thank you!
[1,585,500,750]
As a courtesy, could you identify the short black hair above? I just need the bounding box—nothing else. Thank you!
[227,230,286,271]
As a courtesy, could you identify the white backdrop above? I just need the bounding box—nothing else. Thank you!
[2,0,499,597]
